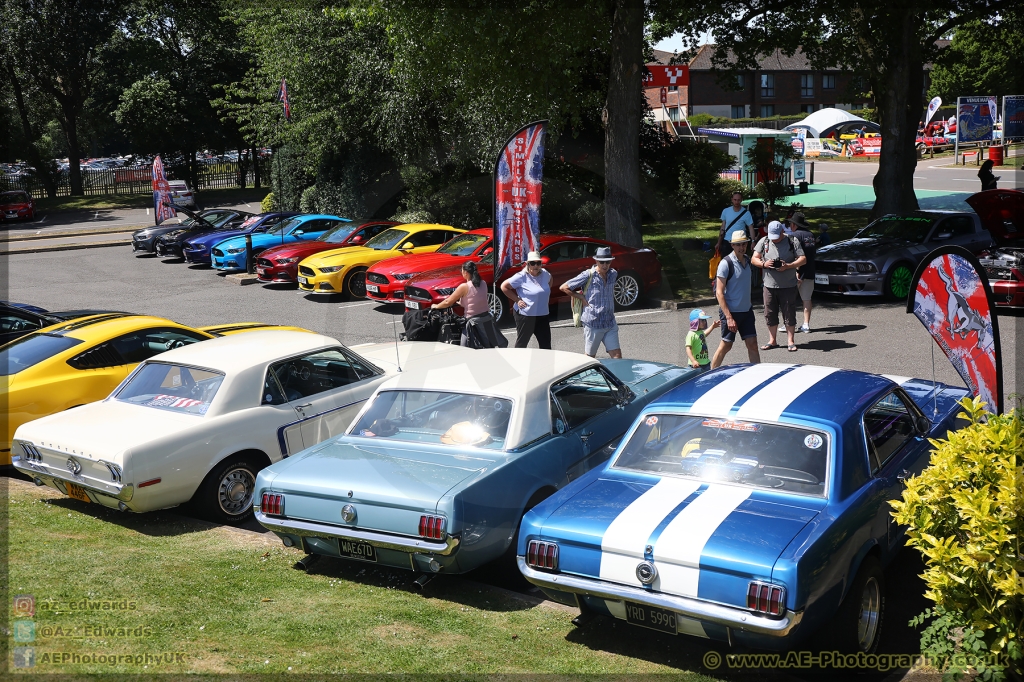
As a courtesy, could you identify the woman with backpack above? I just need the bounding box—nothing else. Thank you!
[431,261,489,347]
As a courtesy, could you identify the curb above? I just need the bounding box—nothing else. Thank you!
[2,239,131,255]
[225,273,260,285]
[0,225,145,243]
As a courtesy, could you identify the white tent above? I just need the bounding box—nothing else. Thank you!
[783,108,867,138]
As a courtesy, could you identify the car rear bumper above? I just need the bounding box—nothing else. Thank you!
[518,558,802,639]
[991,280,1024,307]
[255,510,459,555]
[812,272,884,296]
[14,457,135,510]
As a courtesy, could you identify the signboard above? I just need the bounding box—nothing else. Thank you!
[907,246,1003,414]
[494,121,546,279]
[956,96,996,144]
[643,65,689,88]
[793,159,806,181]
[659,87,667,103]
[1003,95,1024,141]
[851,138,881,156]
[790,137,804,155]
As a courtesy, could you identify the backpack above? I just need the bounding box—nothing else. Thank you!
[712,254,742,295]
[401,309,441,342]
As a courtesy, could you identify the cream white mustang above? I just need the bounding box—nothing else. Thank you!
[12,330,468,523]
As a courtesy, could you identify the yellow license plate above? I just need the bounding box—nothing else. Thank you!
[65,481,91,503]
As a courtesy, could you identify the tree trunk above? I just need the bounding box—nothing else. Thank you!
[603,0,644,248]
[5,65,57,198]
[871,9,923,217]
[62,115,84,196]
[252,145,261,189]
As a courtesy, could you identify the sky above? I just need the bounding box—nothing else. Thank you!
[654,30,713,54]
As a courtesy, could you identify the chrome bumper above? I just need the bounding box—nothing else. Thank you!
[13,457,134,502]
[255,511,459,555]
[518,558,802,637]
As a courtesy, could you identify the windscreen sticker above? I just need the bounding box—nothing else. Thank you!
[145,394,202,409]
[804,434,823,449]
[701,418,760,432]
[645,416,659,426]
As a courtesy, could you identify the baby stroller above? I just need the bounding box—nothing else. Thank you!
[400,308,465,345]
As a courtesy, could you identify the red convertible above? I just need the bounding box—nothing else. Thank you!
[254,220,397,284]
[403,234,663,319]
[365,228,493,303]
[971,189,1024,308]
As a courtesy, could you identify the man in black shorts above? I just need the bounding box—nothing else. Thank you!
[711,229,761,368]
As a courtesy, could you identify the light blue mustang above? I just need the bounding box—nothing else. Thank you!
[516,364,969,654]
[253,349,700,577]
[211,214,348,272]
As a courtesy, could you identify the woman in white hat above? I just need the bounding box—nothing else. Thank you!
[500,251,552,349]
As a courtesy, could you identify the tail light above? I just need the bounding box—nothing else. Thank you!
[526,540,559,571]
[418,515,446,540]
[747,581,786,616]
[261,493,284,516]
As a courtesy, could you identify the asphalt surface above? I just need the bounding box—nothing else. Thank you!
[4,244,1019,398]
[810,158,1022,193]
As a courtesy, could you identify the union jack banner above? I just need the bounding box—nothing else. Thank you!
[145,394,203,409]
[278,78,291,122]
[494,121,546,279]
[151,155,177,225]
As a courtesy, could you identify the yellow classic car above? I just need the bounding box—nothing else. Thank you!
[0,313,309,465]
[297,223,466,298]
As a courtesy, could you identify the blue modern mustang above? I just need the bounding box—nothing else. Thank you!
[211,214,348,272]
[182,212,297,265]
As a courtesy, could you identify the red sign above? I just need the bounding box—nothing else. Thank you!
[851,138,881,156]
[644,65,689,87]
[660,87,667,103]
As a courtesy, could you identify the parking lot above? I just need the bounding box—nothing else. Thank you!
[4,244,1019,398]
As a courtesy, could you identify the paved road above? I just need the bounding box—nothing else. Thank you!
[810,159,1022,194]
[5,245,1019,399]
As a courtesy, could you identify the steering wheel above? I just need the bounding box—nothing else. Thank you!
[289,360,313,382]
[164,339,187,350]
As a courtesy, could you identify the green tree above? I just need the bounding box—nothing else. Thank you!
[662,0,1014,218]
[3,0,126,195]
[928,9,1024,103]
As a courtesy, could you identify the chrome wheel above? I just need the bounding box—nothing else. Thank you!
[488,292,504,320]
[857,576,881,651]
[217,467,255,517]
[614,274,640,307]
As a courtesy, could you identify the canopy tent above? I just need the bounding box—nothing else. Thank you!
[783,108,878,138]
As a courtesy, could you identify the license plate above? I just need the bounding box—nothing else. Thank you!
[624,602,677,634]
[814,274,829,285]
[405,300,420,309]
[256,268,266,276]
[65,481,91,503]
[366,284,379,293]
[298,276,308,284]
[338,539,377,562]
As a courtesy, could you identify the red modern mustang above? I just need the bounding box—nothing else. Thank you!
[365,228,493,303]
[971,189,1024,308]
[403,234,663,319]
[255,220,398,284]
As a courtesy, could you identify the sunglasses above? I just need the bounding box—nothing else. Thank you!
[527,261,542,266]
[596,260,612,265]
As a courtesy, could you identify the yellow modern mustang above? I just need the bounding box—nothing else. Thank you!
[297,223,466,298]
[0,313,309,465]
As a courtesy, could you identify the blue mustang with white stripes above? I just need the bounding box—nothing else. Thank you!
[517,363,970,653]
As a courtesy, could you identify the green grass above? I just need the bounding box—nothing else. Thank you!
[34,187,270,213]
[639,207,871,301]
[7,480,725,677]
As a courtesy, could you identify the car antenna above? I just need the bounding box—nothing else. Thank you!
[391,313,402,372]
[930,343,937,416]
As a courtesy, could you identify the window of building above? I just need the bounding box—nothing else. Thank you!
[736,74,745,89]
[760,73,775,97]
[801,104,816,114]
[759,104,775,118]
[668,107,680,121]
[822,74,836,90]
[668,85,677,92]
[731,105,746,119]
[800,74,814,97]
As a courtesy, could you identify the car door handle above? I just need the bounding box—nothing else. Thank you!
[579,429,593,442]
[295,403,312,410]
[896,469,911,483]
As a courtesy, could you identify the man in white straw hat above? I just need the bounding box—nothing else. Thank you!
[561,246,622,358]
[711,228,761,368]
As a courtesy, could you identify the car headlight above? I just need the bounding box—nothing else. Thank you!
[847,262,877,274]
[226,247,245,254]
[318,265,344,273]
[276,257,299,264]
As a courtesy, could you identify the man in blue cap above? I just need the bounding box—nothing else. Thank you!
[752,220,805,352]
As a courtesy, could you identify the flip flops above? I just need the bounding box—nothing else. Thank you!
[760,343,779,350]
[788,344,798,352]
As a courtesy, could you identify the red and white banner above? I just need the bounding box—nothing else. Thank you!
[643,65,689,88]
[494,121,546,279]
[907,246,1003,413]
[151,156,177,225]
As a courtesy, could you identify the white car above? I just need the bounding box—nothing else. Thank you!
[168,180,196,208]
[12,330,469,524]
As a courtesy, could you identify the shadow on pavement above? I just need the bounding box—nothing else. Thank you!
[797,339,858,352]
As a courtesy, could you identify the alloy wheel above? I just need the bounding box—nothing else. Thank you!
[888,265,913,299]
[857,576,881,651]
[488,293,504,320]
[217,467,255,517]
[614,274,640,307]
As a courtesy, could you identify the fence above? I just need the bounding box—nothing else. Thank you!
[0,159,272,197]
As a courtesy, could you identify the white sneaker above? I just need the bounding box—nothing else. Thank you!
[798,325,810,333]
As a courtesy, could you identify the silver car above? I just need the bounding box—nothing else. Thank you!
[814,211,992,300]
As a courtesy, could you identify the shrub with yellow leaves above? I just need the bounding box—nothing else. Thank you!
[892,396,1023,681]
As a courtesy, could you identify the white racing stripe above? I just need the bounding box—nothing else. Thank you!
[652,484,751,598]
[599,478,701,587]
[882,375,912,386]
[687,364,793,417]
[734,365,840,422]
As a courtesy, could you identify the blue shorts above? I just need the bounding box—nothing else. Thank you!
[719,308,757,343]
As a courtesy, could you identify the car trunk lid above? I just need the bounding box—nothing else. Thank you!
[966,189,1024,245]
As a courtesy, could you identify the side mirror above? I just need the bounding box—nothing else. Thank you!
[481,247,493,256]
[401,242,414,250]
[350,235,363,244]
[540,256,550,265]
[933,232,951,241]
[293,229,305,236]
[616,386,635,406]
[915,415,931,435]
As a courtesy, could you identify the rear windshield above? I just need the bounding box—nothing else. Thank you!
[350,390,512,450]
[0,333,84,376]
[438,233,488,256]
[317,224,358,244]
[115,363,224,415]
[856,216,935,243]
[612,414,829,497]
[365,229,411,250]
